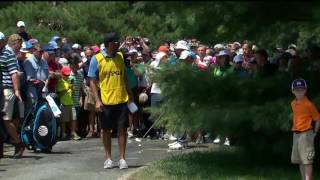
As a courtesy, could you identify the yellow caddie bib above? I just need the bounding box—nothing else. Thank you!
[96,52,129,105]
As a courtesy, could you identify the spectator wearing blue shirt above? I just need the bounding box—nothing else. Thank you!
[24,44,49,113]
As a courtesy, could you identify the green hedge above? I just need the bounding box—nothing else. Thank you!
[1,2,320,51]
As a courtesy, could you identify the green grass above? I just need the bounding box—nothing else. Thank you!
[129,147,320,180]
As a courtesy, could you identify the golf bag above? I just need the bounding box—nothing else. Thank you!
[21,97,58,151]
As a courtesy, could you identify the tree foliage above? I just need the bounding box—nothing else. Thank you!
[152,63,320,159]
[0,2,320,50]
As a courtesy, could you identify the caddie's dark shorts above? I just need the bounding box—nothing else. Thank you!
[100,103,128,130]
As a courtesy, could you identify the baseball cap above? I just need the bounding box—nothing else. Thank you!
[175,40,189,50]
[17,21,25,28]
[72,43,81,50]
[42,44,55,54]
[286,49,296,56]
[0,32,5,40]
[20,41,33,53]
[252,45,259,51]
[129,49,138,54]
[104,32,119,44]
[214,44,224,49]
[51,36,61,42]
[288,44,297,50]
[217,49,230,56]
[233,42,241,47]
[61,66,71,76]
[158,45,169,53]
[48,41,59,49]
[292,78,307,90]
[233,55,243,63]
[28,39,39,46]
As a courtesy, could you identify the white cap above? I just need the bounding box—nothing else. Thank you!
[233,42,241,47]
[214,44,224,49]
[288,44,297,50]
[17,21,26,27]
[175,40,189,50]
[0,32,5,40]
[129,49,138,54]
[100,43,105,50]
[286,49,296,56]
[252,45,259,51]
[72,43,81,49]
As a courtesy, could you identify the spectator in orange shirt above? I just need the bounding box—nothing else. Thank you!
[291,78,320,180]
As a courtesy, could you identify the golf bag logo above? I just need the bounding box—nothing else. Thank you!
[21,102,57,151]
[38,125,49,136]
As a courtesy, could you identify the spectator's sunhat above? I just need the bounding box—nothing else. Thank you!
[17,21,26,28]
[175,40,189,50]
[292,78,307,90]
[61,66,71,76]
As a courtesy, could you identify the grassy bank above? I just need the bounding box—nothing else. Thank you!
[128,147,319,180]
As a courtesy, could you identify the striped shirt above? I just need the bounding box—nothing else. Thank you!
[69,69,84,107]
[0,45,18,88]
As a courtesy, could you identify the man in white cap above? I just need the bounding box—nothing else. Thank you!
[17,21,32,41]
